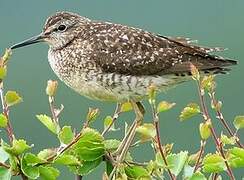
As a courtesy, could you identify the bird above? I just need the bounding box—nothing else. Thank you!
[10,11,237,103]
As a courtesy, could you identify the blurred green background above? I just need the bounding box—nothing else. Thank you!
[0,0,243,179]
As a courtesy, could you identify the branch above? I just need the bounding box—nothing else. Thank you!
[150,99,176,180]
[193,140,206,173]
[0,81,14,143]
[0,161,10,169]
[196,80,235,180]
[102,103,121,136]
[209,92,243,148]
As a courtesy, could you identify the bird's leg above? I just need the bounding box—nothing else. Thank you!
[114,101,145,163]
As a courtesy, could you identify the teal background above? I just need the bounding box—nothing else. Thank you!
[0,0,244,179]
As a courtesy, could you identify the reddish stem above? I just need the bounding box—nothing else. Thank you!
[193,140,206,172]
[210,92,243,148]
[196,81,235,180]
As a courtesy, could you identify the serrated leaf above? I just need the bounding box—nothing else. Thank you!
[157,101,176,113]
[233,115,244,130]
[4,91,22,107]
[0,167,11,180]
[0,67,7,80]
[179,103,200,121]
[24,153,45,166]
[220,133,235,145]
[136,123,156,142]
[39,166,60,180]
[203,154,226,173]
[199,122,211,140]
[21,158,40,179]
[228,147,244,168]
[229,147,244,159]
[69,157,102,176]
[70,128,105,161]
[0,147,9,163]
[37,149,56,160]
[0,114,8,128]
[121,102,133,112]
[36,114,58,134]
[125,165,150,179]
[4,139,31,155]
[54,154,80,165]
[58,126,74,144]
[167,151,188,176]
[189,172,207,180]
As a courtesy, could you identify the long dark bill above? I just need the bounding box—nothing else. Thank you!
[11,34,44,50]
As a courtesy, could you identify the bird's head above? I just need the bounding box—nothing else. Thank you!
[11,11,90,50]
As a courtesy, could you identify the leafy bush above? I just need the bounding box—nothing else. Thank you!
[0,49,243,180]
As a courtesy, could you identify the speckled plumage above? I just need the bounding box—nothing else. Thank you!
[28,12,238,101]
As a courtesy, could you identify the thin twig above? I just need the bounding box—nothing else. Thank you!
[150,100,175,180]
[0,162,10,169]
[209,92,243,148]
[193,140,206,173]
[48,96,58,124]
[102,103,121,136]
[0,81,14,143]
[196,81,235,180]
[76,175,82,180]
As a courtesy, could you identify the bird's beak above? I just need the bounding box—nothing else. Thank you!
[10,33,45,50]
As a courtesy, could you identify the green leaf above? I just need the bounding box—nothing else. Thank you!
[58,126,74,144]
[70,157,102,176]
[36,114,58,134]
[228,147,244,168]
[54,154,80,165]
[0,147,8,163]
[38,149,56,160]
[233,115,244,130]
[157,101,176,113]
[21,157,40,179]
[189,172,207,180]
[4,91,22,107]
[70,128,105,161]
[0,67,7,80]
[121,102,133,112]
[220,133,235,145]
[104,139,120,151]
[24,153,45,166]
[136,123,156,142]
[179,103,200,121]
[183,165,194,179]
[39,166,60,180]
[8,155,18,176]
[0,167,11,180]
[229,147,244,159]
[0,114,8,128]
[203,154,226,173]
[125,165,150,179]
[86,107,99,123]
[167,151,188,176]
[199,122,211,140]
[4,139,31,155]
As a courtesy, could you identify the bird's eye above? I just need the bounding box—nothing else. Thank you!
[57,24,67,31]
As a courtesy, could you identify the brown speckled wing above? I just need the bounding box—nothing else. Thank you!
[85,22,237,76]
